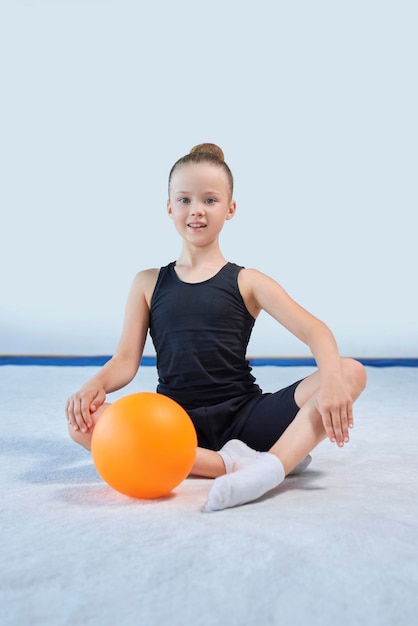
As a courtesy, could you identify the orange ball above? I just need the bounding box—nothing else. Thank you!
[91,392,197,499]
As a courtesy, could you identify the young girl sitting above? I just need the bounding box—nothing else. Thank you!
[66,143,367,512]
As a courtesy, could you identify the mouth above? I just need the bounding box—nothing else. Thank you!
[187,223,207,230]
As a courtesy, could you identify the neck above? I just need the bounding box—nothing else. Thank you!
[174,243,228,283]
[176,242,227,269]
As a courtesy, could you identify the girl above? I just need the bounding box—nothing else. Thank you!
[66,143,367,512]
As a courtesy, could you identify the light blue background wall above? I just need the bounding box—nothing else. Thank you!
[1,0,417,357]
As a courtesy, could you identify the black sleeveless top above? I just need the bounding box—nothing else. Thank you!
[149,262,261,410]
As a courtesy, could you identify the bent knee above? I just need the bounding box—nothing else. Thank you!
[67,422,92,451]
[342,358,367,392]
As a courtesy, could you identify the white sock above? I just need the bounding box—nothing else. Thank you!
[234,454,312,475]
[202,453,285,512]
[217,439,259,474]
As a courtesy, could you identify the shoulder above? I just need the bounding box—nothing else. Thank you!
[237,268,272,318]
[238,267,275,290]
[238,268,288,316]
[132,267,160,286]
[130,268,160,308]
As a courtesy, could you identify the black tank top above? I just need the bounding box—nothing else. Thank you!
[149,262,261,409]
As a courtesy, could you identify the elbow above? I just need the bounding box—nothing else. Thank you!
[108,353,141,386]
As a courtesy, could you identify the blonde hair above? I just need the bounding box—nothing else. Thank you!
[168,143,234,195]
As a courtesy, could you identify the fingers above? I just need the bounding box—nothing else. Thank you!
[91,388,106,413]
[321,404,353,447]
[66,393,94,434]
[347,405,354,430]
[66,387,106,434]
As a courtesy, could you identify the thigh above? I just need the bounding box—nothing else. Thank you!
[293,359,366,407]
[187,395,260,450]
[294,370,321,407]
[238,380,304,451]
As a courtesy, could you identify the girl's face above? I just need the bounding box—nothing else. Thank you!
[167,162,236,246]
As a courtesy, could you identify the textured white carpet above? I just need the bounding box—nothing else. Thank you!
[1,365,417,626]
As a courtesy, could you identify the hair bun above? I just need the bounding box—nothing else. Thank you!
[189,143,224,161]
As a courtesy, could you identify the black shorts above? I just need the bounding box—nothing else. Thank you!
[186,380,303,451]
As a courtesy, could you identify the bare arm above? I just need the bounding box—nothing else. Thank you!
[240,269,353,442]
[66,268,158,432]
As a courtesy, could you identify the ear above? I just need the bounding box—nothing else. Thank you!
[167,199,173,218]
[226,200,236,221]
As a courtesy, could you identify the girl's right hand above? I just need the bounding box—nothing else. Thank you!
[65,385,106,434]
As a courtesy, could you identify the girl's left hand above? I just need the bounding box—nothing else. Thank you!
[315,380,354,447]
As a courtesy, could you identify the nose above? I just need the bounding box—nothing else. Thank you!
[189,201,204,216]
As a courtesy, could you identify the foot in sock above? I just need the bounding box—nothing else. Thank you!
[217,439,260,474]
[202,453,285,512]
[234,454,312,475]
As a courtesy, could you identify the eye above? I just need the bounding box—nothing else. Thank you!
[205,198,216,205]
[178,197,190,204]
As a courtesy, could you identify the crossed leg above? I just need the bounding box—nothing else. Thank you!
[202,358,367,512]
[67,359,367,513]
